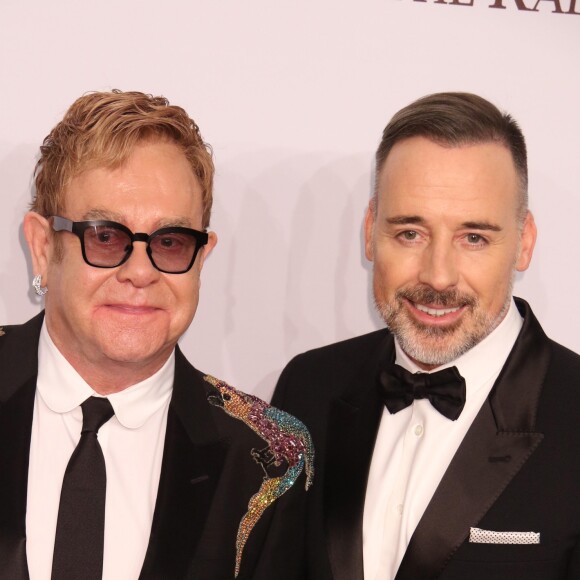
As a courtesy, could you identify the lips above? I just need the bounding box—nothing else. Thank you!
[414,304,461,317]
[404,298,467,326]
[104,304,161,314]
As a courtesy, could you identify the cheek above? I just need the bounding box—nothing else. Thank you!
[49,242,107,288]
[45,265,110,339]
[48,261,89,304]
[460,255,515,303]
[373,248,419,291]
[168,277,201,326]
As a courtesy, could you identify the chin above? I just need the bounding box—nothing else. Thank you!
[398,337,474,367]
[98,332,169,363]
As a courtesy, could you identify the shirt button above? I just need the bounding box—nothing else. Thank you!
[414,424,424,437]
[396,504,403,515]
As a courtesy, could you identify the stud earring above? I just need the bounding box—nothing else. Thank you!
[32,274,48,296]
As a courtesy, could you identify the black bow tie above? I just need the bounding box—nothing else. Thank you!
[378,364,466,421]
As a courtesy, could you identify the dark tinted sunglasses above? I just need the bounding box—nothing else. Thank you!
[52,216,209,274]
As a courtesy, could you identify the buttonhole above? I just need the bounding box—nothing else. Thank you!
[190,474,210,485]
[488,455,512,463]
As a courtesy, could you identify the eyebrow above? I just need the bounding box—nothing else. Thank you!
[386,216,425,226]
[82,209,193,229]
[461,221,502,232]
[386,216,502,232]
[83,209,123,221]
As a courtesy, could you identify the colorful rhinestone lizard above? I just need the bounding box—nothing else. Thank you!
[204,375,314,577]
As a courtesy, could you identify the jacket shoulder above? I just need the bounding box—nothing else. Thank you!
[540,337,580,418]
[548,338,580,371]
[0,313,43,400]
[0,317,35,345]
[281,328,391,383]
[287,328,391,368]
[0,312,44,345]
[273,328,391,409]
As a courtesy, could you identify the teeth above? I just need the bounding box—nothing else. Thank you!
[415,303,460,317]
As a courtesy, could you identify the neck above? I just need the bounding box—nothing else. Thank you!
[76,359,169,394]
[409,358,441,372]
[49,337,172,394]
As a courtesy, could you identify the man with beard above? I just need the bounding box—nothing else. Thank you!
[272,92,580,579]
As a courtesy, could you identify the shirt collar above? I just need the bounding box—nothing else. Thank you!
[37,322,174,429]
[395,298,523,395]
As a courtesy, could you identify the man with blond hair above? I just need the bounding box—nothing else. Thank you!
[273,92,580,579]
[0,90,310,579]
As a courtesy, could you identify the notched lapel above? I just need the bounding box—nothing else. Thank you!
[139,406,228,579]
[139,350,228,579]
[397,300,550,580]
[397,403,543,580]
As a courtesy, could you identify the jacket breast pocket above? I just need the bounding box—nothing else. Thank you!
[442,541,567,580]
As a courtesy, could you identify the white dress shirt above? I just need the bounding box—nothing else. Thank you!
[26,322,174,580]
[363,299,523,580]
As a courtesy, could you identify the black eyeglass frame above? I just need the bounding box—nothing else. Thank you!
[51,216,209,274]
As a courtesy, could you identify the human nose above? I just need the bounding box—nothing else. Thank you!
[115,240,160,286]
[417,238,459,291]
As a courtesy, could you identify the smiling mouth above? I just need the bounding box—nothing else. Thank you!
[414,303,462,317]
[108,303,157,310]
[104,304,161,315]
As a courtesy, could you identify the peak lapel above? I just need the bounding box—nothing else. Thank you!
[397,299,549,579]
[396,402,543,579]
[325,334,394,580]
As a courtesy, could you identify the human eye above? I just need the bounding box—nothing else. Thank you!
[153,233,193,253]
[96,229,118,244]
[87,226,126,248]
[397,230,421,243]
[464,233,488,247]
[159,236,178,249]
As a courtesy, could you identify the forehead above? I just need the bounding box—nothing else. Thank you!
[376,136,520,221]
[63,141,203,227]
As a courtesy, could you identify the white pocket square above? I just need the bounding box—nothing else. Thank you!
[469,527,540,545]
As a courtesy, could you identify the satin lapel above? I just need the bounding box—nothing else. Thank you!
[139,348,227,579]
[0,312,43,580]
[325,333,395,580]
[397,299,549,580]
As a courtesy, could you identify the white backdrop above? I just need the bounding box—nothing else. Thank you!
[1,0,578,398]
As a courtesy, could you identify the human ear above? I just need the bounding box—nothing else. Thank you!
[515,211,537,272]
[23,212,53,283]
[196,231,218,271]
[364,201,376,262]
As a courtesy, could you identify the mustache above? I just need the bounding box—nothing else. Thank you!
[396,286,478,308]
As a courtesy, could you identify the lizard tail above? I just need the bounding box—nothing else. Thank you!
[234,461,304,577]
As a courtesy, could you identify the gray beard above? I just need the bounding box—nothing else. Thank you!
[375,284,513,367]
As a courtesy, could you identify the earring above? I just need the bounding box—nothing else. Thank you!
[32,274,48,296]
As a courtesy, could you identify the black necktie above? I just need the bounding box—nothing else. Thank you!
[52,396,115,580]
[378,364,466,421]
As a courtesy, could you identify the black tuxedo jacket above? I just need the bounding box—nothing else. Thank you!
[0,313,304,579]
[272,298,580,579]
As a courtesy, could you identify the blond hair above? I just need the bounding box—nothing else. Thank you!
[32,89,214,228]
